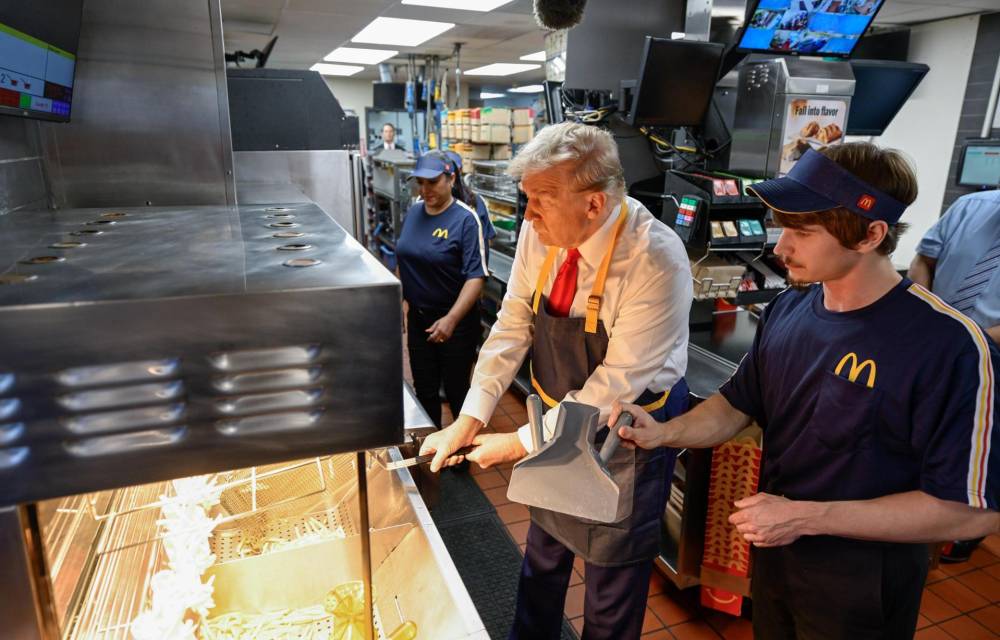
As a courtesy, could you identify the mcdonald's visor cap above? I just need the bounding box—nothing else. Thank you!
[409,154,454,180]
[746,148,908,224]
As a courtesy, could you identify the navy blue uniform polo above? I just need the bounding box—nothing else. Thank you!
[720,279,999,510]
[474,194,497,242]
[397,199,488,310]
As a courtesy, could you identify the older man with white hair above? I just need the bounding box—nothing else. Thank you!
[420,122,693,639]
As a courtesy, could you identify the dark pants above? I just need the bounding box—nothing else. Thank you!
[509,523,653,640]
[406,305,480,428]
[752,537,928,639]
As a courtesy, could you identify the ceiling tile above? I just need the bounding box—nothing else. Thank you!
[221,0,285,24]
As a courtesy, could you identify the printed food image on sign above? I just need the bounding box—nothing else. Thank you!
[779,98,847,175]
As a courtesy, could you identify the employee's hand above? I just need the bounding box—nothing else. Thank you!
[419,414,483,472]
[729,493,820,547]
[608,401,664,450]
[426,313,458,343]
[466,433,527,469]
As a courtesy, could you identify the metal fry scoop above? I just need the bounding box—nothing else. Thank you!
[506,395,632,523]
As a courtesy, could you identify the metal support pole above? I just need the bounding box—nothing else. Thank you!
[453,43,463,109]
[684,0,713,41]
[981,53,1000,139]
[425,56,434,148]
[357,451,374,640]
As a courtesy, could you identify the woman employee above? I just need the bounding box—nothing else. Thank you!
[397,151,489,427]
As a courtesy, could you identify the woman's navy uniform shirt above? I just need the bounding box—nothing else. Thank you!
[720,279,999,510]
[474,194,497,242]
[396,199,488,310]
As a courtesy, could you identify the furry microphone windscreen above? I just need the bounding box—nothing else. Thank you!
[533,0,588,30]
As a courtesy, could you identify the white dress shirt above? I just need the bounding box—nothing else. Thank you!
[460,195,693,452]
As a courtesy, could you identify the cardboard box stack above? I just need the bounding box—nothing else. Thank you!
[450,142,475,173]
[441,106,535,160]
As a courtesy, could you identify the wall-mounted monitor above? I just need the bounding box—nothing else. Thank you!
[563,0,684,92]
[957,140,1000,188]
[846,59,928,136]
[0,1,84,122]
[738,0,887,58]
[628,37,725,128]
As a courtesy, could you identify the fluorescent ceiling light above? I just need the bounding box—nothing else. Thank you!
[508,85,545,93]
[351,17,454,47]
[310,63,364,77]
[465,63,540,76]
[520,51,546,62]
[480,92,505,99]
[713,7,748,18]
[401,0,514,10]
[324,47,398,65]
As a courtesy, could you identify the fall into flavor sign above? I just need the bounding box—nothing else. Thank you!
[779,98,847,175]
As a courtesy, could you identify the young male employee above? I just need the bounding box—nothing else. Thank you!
[613,144,999,639]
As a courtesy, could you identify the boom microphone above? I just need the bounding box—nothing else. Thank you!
[533,0,588,30]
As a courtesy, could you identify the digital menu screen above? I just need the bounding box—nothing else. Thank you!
[958,143,1000,188]
[739,0,885,58]
[0,3,83,122]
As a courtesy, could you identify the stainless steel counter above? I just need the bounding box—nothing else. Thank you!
[685,344,740,400]
[488,249,514,285]
[404,382,436,438]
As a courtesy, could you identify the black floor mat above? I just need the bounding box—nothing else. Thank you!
[429,467,495,524]
[430,469,578,640]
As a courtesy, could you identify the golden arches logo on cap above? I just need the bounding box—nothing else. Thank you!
[746,149,907,224]
[834,352,877,388]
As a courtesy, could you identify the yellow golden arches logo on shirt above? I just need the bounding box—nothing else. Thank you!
[834,352,877,388]
[432,228,448,239]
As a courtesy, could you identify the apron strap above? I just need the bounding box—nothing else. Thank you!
[639,389,670,413]
[530,361,561,408]
[585,200,630,334]
[532,247,560,314]
[530,200,631,330]
[532,359,671,413]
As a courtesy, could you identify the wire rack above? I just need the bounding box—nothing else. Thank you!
[57,455,361,640]
[42,493,96,581]
[64,483,170,640]
[84,457,333,557]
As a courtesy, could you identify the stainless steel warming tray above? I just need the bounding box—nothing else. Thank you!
[0,202,403,505]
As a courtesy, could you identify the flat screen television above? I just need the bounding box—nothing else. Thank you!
[628,37,725,128]
[846,59,928,136]
[0,1,84,122]
[738,0,887,58]
[957,140,1000,188]
[563,0,684,93]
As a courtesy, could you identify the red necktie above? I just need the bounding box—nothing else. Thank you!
[546,248,581,317]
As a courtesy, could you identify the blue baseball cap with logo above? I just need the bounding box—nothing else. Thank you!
[747,148,908,224]
[409,153,455,180]
[444,149,464,173]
